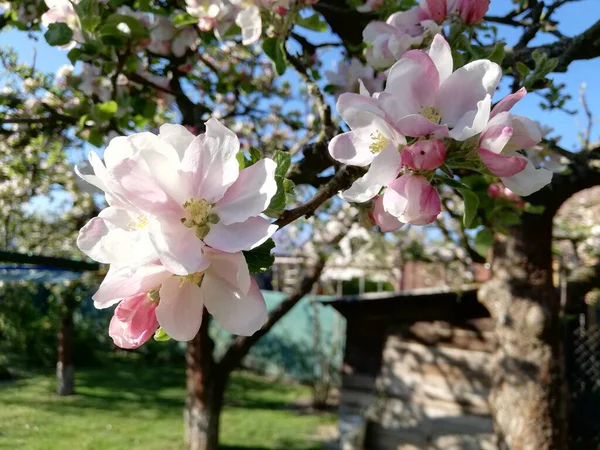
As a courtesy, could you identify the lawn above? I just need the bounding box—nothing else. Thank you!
[0,361,336,450]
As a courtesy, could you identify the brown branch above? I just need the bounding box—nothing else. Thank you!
[274,165,363,229]
[217,257,327,375]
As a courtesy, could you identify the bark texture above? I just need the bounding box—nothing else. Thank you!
[479,211,568,450]
[57,294,75,396]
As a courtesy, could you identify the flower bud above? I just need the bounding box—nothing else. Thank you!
[451,0,490,25]
[401,139,446,171]
[109,294,159,349]
[383,174,441,225]
[420,0,447,24]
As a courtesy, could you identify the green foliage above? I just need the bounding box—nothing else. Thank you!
[442,177,480,228]
[264,150,292,217]
[153,327,171,342]
[92,100,118,121]
[173,12,199,27]
[296,13,328,32]
[262,37,287,76]
[474,228,494,257]
[243,239,276,274]
[44,23,73,47]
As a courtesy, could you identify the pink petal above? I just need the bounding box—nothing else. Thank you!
[448,95,492,141]
[109,294,159,349]
[386,56,438,116]
[156,276,204,341]
[401,138,446,170]
[383,176,409,218]
[403,175,441,225]
[148,218,210,276]
[363,21,396,44]
[204,217,277,253]
[372,195,404,232]
[490,87,527,118]
[203,276,267,336]
[420,0,447,24]
[213,158,277,225]
[437,60,501,127]
[180,118,240,203]
[501,156,552,196]
[478,148,528,177]
[508,115,542,150]
[329,131,378,167]
[395,114,449,138]
[159,124,196,160]
[479,112,513,154]
[92,264,171,309]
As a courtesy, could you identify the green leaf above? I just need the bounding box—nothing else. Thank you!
[153,327,171,342]
[173,12,199,27]
[474,229,494,257]
[243,239,276,274]
[249,148,261,165]
[516,62,530,79]
[460,189,479,228]
[296,13,328,32]
[262,37,287,76]
[93,100,118,121]
[272,150,291,177]
[524,203,545,214]
[44,23,73,47]
[487,42,505,65]
[264,176,286,217]
[87,129,104,147]
[99,14,150,45]
[67,48,82,65]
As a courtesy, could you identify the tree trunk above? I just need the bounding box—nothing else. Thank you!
[479,212,569,450]
[57,294,75,396]
[185,311,228,450]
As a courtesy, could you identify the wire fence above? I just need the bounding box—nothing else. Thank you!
[566,320,600,449]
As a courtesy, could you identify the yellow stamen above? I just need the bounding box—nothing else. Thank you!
[128,215,149,230]
[369,131,389,154]
[182,198,217,239]
[179,272,205,288]
[422,106,442,124]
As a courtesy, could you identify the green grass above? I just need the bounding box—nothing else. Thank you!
[0,361,335,450]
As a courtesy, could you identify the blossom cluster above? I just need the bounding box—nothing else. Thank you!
[328,35,552,232]
[363,0,490,68]
[76,120,277,348]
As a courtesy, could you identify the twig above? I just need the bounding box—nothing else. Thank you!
[579,84,594,150]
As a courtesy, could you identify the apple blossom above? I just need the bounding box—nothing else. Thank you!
[356,0,383,13]
[325,58,385,98]
[42,0,83,47]
[383,174,441,225]
[76,119,278,275]
[362,6,441,69]
[78,63,112,102]
[94,251,268,341]
[420,0,447,24]
[371,195,404,232]
[401,138,446,171]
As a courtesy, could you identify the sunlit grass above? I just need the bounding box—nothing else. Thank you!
[0,362,335,450]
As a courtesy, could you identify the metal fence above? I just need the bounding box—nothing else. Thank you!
[566,319,600,449]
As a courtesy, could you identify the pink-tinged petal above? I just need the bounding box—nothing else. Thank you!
[490,87,527,118]
[420,0,446,24]
[383,176,409,218]
[402,175,441,225]
[386,56,438,115]
[437,60,501,127]
[148,218,210,276]
[203,248,252,295]
[213,158,277,225]
[329,130,378,167]
[203,276,267,336]
[109,294,159,349]
[451,0,490,25]
[342,144,402,203]
[181,118,240,203]
[372,195,404,232]
[394,114,449,138]
[478,148,527,177]
[109,156,183,217]
[479,112,513,154]
[401,138,446,170]
[204,217,277,253]
[156,276,204,341]
[103,136,138,170]
[387,6,428,30]
[363,21,396,44]
[337,92,387,130]
[501,156,553,196]
[159,124,196,160]
[92,264,171,309]
[448,95,491,141]
[427,34,452,84]
[128,132,181,169]
[508,115,542,150]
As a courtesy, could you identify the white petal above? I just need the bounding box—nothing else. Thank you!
[181,118,240,203]
[92,264,171,309]
[212,158,277,225]
[448,95,492,141]
[428,34,453,84]
[204,217,277,253]
[236,5,262,45]
[159,124,196,160]
[157,276,204,341]
[203,276,267,336]
[204,248,252,294]
[501,156,553,197]
[342,145,401,203]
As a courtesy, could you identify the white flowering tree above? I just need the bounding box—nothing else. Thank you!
[2,0,600,448]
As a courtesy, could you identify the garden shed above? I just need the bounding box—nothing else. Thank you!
[325,287,496,450]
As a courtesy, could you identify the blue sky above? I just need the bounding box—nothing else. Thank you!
[1,1,598,151]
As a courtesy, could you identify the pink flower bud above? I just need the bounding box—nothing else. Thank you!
[384,174,441,225]
[401,139,446,171]
[488,183,502,198]
[451,0,489,25]
[372,195,404,232]
[420,0,447,24]
[275,6,288,16]
[109,293,159,349]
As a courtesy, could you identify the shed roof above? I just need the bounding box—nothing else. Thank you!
[322,285,489,322]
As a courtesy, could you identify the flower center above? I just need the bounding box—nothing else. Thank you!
[147,289,160,303]
[182,198,219,240]
[422,106,442,124]
[128,215,149,230]
[369,131,389,154]
[179,272,205,288]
